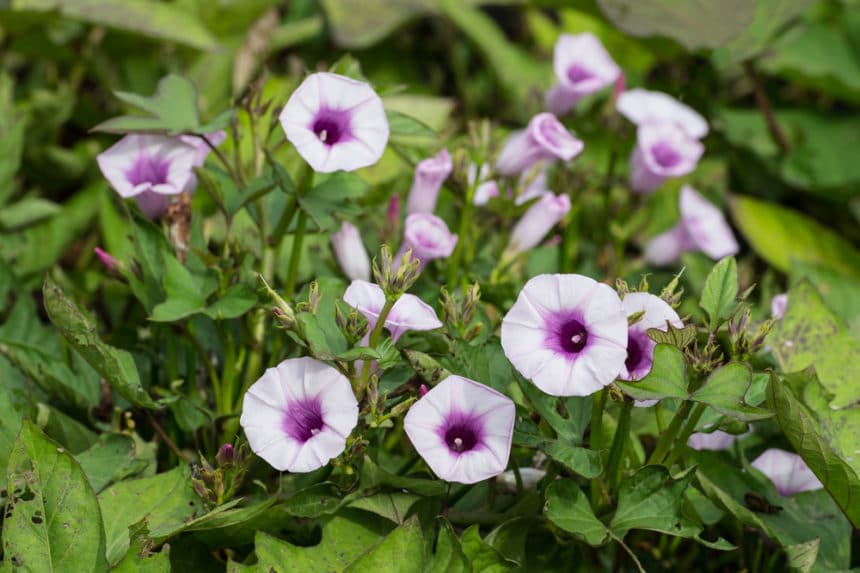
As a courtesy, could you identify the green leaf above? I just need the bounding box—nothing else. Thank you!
[202,284,258,320]
[616,344,688,401]
[646,323,698,349]
[253,510,393,573]
[99,465,205,565]
[427,521,469,573]
[767,280,860,409]
[93,74,205,135]
[692,362,773,422]
[0,73,26,207]
[699,256,738,329]
[359,455,447,497]
[281,483,351,518]
[544,442,603,479]
[2,421,108,572]
[609,466,701,539]
[386,110,439,149]
[730,195,860,279]
[348,492,421,524]
[42,276,157,409]
[111,544,171,573]
[458,525,517,572]
[790,261,860,333]
[0,385,32,471]
[76,433,149,494]
[767,371,860,529]
[10,0,218,50]
[0,197,61,229]
[597,0,756,50]
[695,449,853,569]
[515,377,592,443]
[711,0,816,66]
[299,172,368,232]
[761,22,860,105]
[544,480,608,546]
[345,516,424,573]
[35,402,98,454]
[784,538,820,573]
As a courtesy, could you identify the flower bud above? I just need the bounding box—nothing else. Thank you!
[331,221,371,282]
[216,443,235,466]
[495,113,584,176]
[507,193,571,255]
[406,148,452,214]
[396,214,458,271]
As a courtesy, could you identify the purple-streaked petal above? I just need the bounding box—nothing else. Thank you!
[397,213,458,270]
[679,186,739,261]
[343,279,386,329]
[495,113,584,176]
[386,294,443,342]
[507,193,571,254]
[546,33,621,115]
[629,122,704,194]
[406,148,452,214]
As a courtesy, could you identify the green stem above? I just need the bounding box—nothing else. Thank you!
[663,403,706,467]
[606,398,632,494]
[356,297,397,399]
[590,389,608,506]
[284,210,308,298]
[647,401,694,465]
[446,171,479,290]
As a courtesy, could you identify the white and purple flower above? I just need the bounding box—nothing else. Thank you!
[645,186,739,266]
[97,134,200,218]
[619,292,683,381]
[507,193,571,255]
[406,148,452,214]
[545,33,622,116]
[343,280,442,343]
[331,221,371,281]
[751,448,822,496]
[240,357,359,473]
[495,113,584,176]
[404,375,515,484]
[501,274,628,396]
[279,72,389,173]
[617,88,708,140]
[396,213,458,270]
[628,122,704,194]
[687,430,741,451]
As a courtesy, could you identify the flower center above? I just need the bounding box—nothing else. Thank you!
[444,423,479,453]
[126,155,170,186]
[310,108,351,145]
[282,398,324,443]
[650,142,681,168]
[567,64,594,84]
[625,333,644,372]
[559,319,589,354]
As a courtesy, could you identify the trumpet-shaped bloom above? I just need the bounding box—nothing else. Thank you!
[406,148,452,214]
[495,113,584,176]
[501,274,628,396]
[751,449,822,496]
[343,280,442,343]
[507,193,570,254]
[629,123,704,194]
[469,163,500,206]
[97,134,200,218]
[645,186,739,266]
[617,89,708,139]
[687,430,740,451]
[397,213,458,270]
[771,293,788,319]
[619,292,682,381]
[516,164,549,206]
[404,375,515,484]
[545,33,622,116]
[279,72,389,173]
[240,357,358,473]
[331,221,371,281]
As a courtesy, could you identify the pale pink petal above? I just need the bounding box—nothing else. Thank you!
[679,186,739,260]
[617,89,708,139]
[406,148,453,214]
[751,448,822,496]
[386,294,443,342]
[546,33,621,115]
[507,193,571,254]
[771,293,788,320]
[332,222,371,281]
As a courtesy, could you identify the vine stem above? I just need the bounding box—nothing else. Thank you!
[605,398,632,494]
[356,296,397,398]
[663,402,706,467]
[743,61,791,154]
[284,210,307,298]
[647,400,694,465]
[590,388,608,506]
[445,168,480,290]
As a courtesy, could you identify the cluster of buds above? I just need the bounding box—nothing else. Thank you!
[729,306,774,359]
[335,304,369,345]
[659,269,685,308]
[440,283,482,340]
[372,245,421,297]
[259,274,296,329]
[191,443,248,510]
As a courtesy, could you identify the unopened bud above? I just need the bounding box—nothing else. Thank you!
[216,443,234,466]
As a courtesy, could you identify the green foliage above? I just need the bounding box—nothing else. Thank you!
[699,256,738,330]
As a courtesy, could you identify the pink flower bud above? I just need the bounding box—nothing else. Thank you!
[406,148,452,214]
[216,443,235,466]
[419,384,429,397]
[507,193,571,254]
[94,247,119,272]
[396,213,458,271]
[331,221,371,281]
[495,113,584,176]
[771,293,788,320]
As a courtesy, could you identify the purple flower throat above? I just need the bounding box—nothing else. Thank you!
[651,142,681,169]
[311,108,352,146]
[546,312,590,356]
[625,332,644,372]
[441,413,483,454]
[283,398,324,443]
[567,65,594,84]
[126,155,170,186]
